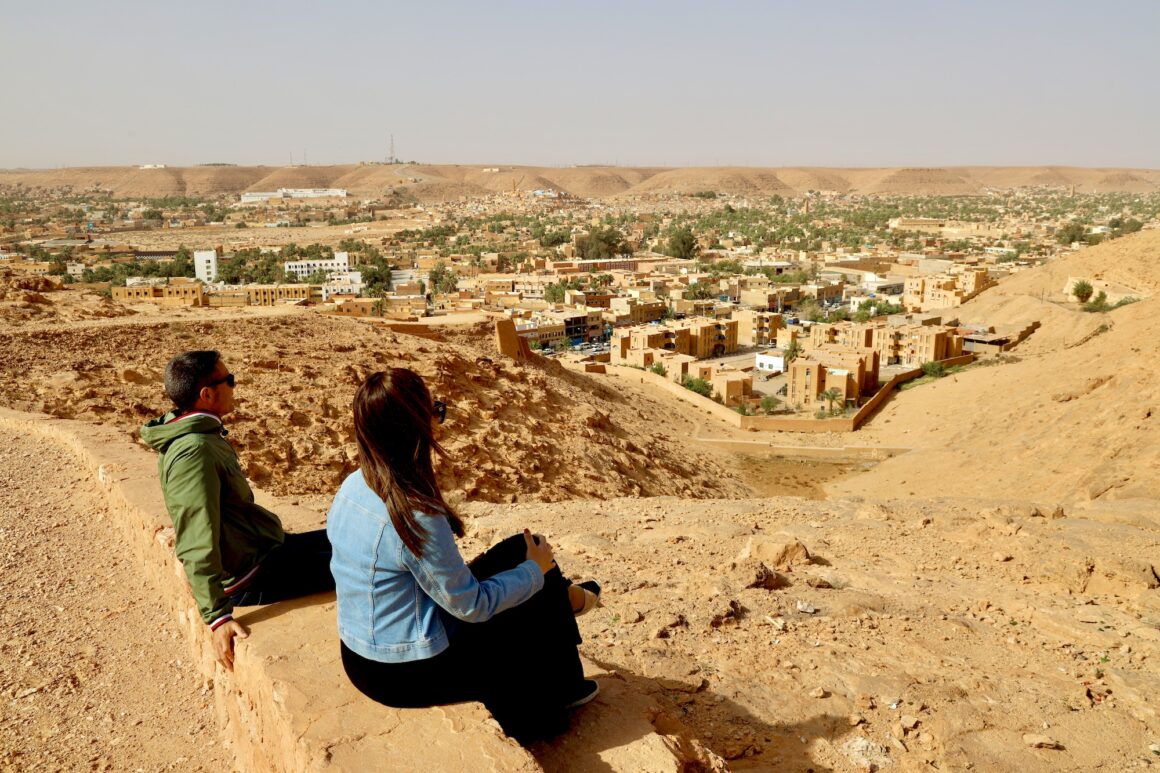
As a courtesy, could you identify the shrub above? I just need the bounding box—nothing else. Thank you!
[649,362,667,377]
[680,376,712,397]
[1072,280,1094,303]
[920,361,947,378]
[1083,291,1109,312]
[760,395,780,414]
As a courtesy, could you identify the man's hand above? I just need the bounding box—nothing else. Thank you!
[213,620,249,671]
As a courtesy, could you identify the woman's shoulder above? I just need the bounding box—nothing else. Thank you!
[331,470,385,516]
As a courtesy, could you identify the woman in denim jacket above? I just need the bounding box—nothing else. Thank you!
[328,368,601,742]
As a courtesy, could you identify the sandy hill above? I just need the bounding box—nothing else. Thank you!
[773,167,856,193]
[0,313,751,504]
[624,167,796,197]
[5,164,1158,200]
[857,167,977,196]
[835,228,1160,505]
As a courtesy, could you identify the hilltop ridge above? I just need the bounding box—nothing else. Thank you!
[2,163,1159,200]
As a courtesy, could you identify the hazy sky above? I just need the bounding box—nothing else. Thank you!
[3,1,1157,169]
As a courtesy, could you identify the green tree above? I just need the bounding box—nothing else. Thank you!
[680,376,713,398]
[821,388,843,415]
[649,362,667,377]
[796,299,823,322]
[427,261,460,294]
[784,339,803,364]
[760,395,780,414]
[1072,280,1094,303]
[576,227,627,260]
[686,282,717,300]
[1056,222,1086,245]
[666,227,699,261]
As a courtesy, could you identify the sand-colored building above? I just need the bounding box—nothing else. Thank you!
[245,284,321,306]
[112,283,207,307]
[710,370,754,407]
[330,294,427,319]
[680,317,739,359]
[786,347,879,411]
[604,297,665,327]
[903,268,993,312]
[810,320,963,366]
[733,309,784,347]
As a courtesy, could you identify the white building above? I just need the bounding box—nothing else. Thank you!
[283,251,350,280]
[194,250,218,283]
[755,350,785,374]
[239,188,348,204]
[322,271,364,301]
[66,262,85,278]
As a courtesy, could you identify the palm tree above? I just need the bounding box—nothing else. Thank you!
[821,388,843,415]
[784,339,803,365]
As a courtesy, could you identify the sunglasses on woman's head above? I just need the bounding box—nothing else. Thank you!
[433,400,447,424]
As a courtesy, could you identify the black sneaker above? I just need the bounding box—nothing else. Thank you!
[565,679,600,709]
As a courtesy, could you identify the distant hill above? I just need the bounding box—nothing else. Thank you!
[1,164,1157,201]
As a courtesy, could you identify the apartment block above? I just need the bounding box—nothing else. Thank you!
[680,317,739,359]
[733,309,784,347]
[786,347,879,411]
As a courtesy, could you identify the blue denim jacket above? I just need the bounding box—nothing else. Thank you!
[327,470,544,663]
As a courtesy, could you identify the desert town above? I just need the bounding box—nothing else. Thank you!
[2,162,1160,771]
[3,165,1155,423]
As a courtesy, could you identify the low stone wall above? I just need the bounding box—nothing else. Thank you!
[0,409,538,772]
[605,354,974,434]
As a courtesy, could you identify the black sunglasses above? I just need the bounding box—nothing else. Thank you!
[206,373,236,389]
[433,400,447,424]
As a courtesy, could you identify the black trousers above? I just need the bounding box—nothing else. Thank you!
[231,529,335,607]
[340,534,584,743]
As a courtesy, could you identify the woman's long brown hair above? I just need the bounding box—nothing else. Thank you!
[353,369,464,557]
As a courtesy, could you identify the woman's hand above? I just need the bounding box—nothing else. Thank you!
[523,528,555,574]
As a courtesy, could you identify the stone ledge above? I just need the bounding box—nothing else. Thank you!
[1,409,537,772]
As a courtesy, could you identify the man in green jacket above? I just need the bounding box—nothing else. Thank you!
[141,350,334,671]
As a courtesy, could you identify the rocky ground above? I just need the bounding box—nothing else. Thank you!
[468,495,1160,771]
[3,229,1160,770]
[0,313,753,505]
[0,434,229,772]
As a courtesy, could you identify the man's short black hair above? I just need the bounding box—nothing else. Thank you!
[164,350,221,411]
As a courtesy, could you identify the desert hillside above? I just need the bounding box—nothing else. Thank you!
[2,163,1159,200]
[0,312,751,504]
[837,228,1160,505]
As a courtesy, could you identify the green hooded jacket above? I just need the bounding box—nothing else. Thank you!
[140,411,285,626]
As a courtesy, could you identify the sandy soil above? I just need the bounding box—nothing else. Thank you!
[0,433,229,772]
[837,229,1160,506]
